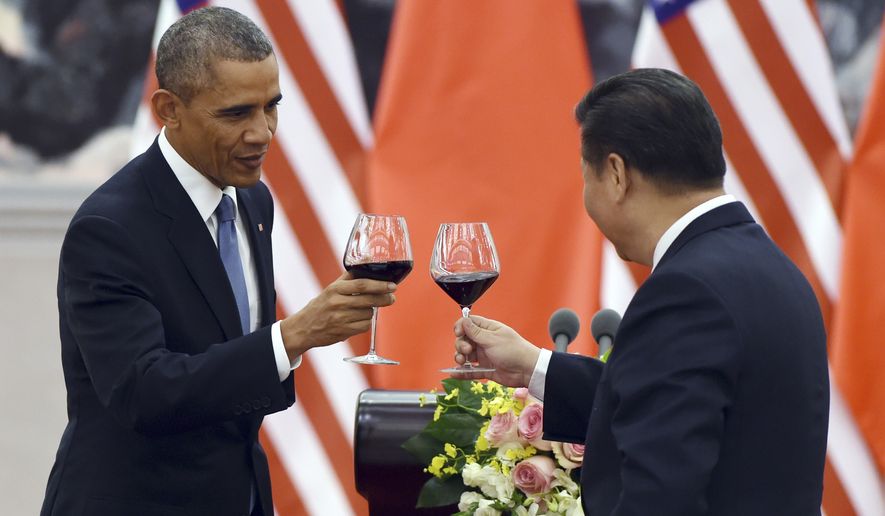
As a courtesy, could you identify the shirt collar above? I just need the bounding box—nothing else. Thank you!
[652,194,737,270]
[158,127,237,222]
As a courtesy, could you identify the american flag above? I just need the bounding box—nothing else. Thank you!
[131,0,885,515]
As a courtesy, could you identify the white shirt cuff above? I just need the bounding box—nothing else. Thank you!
[271,321,302,381]
[528,348,552,402]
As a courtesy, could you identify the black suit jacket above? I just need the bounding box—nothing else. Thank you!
[543,203,829,516]
[41,141,296,516]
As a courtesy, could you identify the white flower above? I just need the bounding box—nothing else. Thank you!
[514,502,541,516]
[566,496,585,516]
[474,498,502,516]
[462,462,515,502]
[458,491,486,512]
[555,495,580,514]
[551,468,580,496]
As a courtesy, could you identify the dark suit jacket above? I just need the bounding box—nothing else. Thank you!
[543,202,829,516]
[41,141,296,516]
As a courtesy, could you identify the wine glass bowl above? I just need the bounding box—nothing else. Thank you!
[342,214,413,365]
[430,222,499,374]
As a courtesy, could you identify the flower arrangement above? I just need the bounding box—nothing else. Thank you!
[403,379,584,516]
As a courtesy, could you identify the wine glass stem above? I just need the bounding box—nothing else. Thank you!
[461,306,473,369]
[368,306,379,357]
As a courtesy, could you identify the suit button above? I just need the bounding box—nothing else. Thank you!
[261,396,271,408]
[252,399,262,410]
[243,404,252,414]
[234,405,242,415]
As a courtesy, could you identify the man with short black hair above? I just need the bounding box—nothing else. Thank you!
[41,7,395,516]
[454,68,829,515]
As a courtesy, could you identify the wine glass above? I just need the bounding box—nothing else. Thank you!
[430,222,500,374]
[342,214,413,365]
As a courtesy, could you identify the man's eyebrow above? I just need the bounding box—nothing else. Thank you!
[215,94,282,115]
[215,103,255,115]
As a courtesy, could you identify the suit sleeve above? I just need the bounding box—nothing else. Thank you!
[542,352,604,443]
[61,214,292,436]
[609,271,740,516]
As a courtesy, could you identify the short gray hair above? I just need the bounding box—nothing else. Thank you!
[156,6,273,103]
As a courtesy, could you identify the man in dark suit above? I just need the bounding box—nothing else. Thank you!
[454,68,829,515]
[41,7,396,516]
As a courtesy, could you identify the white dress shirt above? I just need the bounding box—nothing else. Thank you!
[158,128,300,381]
[527,194,737,400]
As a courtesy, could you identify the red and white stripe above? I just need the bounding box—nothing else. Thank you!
[617,1,884,515]
[133,0,373,513]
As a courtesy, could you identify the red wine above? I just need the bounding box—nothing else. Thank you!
[345,260,413,284]
[434,271,499,308]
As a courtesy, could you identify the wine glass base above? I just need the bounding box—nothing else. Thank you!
[440,365,496,375]
[344,354,399,366]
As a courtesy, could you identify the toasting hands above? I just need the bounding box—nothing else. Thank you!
[280,272,396,360]
[453,315,541,387]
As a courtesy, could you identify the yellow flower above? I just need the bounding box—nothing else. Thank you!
[443,466,458,475]
[444,443,457,458]
[426,454,447,478]
[471,381,485,394]
[465,455,477,464]
[444,387,460,401]
[488,396,514,416]
[476,433,490,452]
[479,398,490,416]
[418,393,426,407]
[433,404,444,421]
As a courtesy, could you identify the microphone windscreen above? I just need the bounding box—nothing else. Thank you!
[591,308,621,343]
[548,308,581,344]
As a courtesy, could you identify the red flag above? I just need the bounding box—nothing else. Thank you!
[368,1,601,390]
[831,9,885,502]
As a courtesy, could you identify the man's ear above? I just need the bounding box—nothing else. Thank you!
[606,153,630,203]
[151,89,182,129]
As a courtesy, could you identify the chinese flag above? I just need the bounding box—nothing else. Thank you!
[831,17,885,475]
[367,1,600,389]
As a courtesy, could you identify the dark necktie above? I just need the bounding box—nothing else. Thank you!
[215,193,250,335]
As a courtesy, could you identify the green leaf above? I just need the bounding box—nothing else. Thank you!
[426,413,484,447]
[401,431,443,464]
[600,347,612,363]
[442,378,484,409]
[416,475,465,508]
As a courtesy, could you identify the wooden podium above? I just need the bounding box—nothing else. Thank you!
[353,389,458,515]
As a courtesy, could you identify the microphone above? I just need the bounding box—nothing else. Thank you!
[548,308,580,352]
[591,308,621,358]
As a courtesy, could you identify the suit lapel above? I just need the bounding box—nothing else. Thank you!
[141,141,244,341]
[237,188,274,327]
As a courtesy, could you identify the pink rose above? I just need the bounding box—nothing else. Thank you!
[511,455,556,495]
[517,404,551,450]
[486,411,519,446]
[552,441,585,470]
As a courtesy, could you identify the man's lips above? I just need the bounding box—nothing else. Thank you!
[237,152,266,169]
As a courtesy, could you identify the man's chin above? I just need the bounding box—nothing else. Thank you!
[228,166,263,188]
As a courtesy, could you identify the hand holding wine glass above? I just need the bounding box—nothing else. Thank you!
[342,214,413,365]
[431,222,500,374]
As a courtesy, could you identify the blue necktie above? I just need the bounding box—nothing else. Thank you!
[215,194,250,336]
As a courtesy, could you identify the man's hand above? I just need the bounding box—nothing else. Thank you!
[453,315,541,387]
[280,272,396,360]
